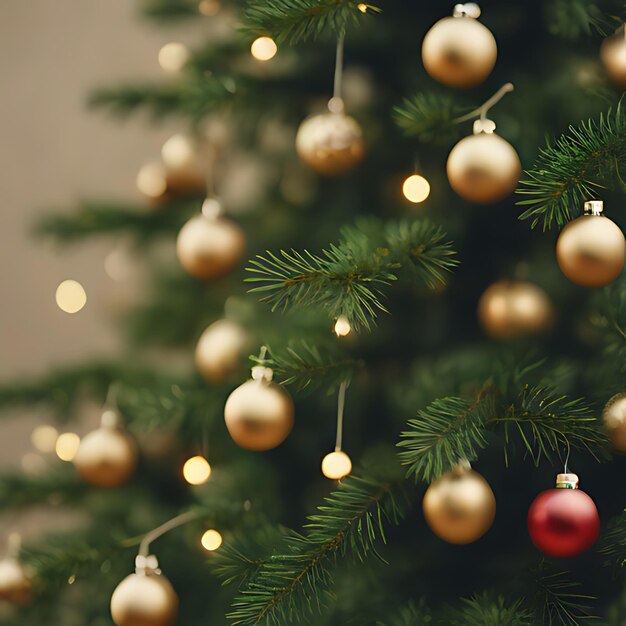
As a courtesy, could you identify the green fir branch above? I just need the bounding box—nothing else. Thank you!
[398,391,496,483]
[227,461,406,625]
[545,0,624,39]
[598,512,626,568]
[376,599,433,625]
[0,470,85,509]
[246,219,457,331]
[393,92,471,144]
[517,100,626,230]
[34,200,194,243]
[252,341,361,392]
[241,0,380,43]
[530,567,598,625]
[447,593,534,626]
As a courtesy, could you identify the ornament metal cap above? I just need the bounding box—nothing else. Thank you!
[101,408,122,429]
[453,3,481,18]
[201,197,223,219]
[135,554,160,576]
[251,365,274,382]
[583,200,604,216]
[555,473,579,489]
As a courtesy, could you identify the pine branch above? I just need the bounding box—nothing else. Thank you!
[398,391,496,483]
[89,77,238,121]
[517,100,626,230]
[253,341,361,392]
[241,0,380,44]
[592,277,626,373]
[398,382,605,483]
[530,567,597,625]
[34,200,194,243]
[495,385,606,464]
[598,512,626,568]
[246,219,457,331]
[0,470,85,508]
[393,92,471,144]
[545,0,624,39]
[227,459,407,625]
[376,600,433,626]
[447,593,534,626]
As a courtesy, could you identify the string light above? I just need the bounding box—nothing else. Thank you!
[357,3,368,12]
[55,433,81,462]
[251,37,278,61]
[201,529,223,551]
[182,456,212,485]
[334,315,352,337]
[161,134,195,170]
[158,42,190,73]
[55,280,87,314]
[31,425,59,453]
[136,163,167,198]
[198,0,220,16]
[321,450,352,480]
[402,174,431,203]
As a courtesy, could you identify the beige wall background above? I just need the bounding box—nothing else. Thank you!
[0,1,207,466]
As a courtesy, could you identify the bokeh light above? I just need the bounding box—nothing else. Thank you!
[402,174,431,204]
[55,280,87,314]
[251,37,278,61]
[31,425,59,453]
[183,456,212,485]
[136,163,167,198]
[158,42,190,73]
[321,450,352,480]
[56,433,81,462]
[198,0,220,16]
[201,529,223,551]
[161,134,195,170]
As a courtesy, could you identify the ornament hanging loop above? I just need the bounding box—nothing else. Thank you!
[454,82,514,128]
[138,511,200,565]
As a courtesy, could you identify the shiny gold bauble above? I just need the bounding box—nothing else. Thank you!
[603,393,626,452]
[423,467,496,544]
[176,214,245,280]
[447,132,521,203]
[601,29,626,89]
[556,214,625,288]
[478,280,553,339]
[111,572,178,626]
[296,112,365,176]
[73,425,138,488]
[195,319,248,383]
[0,558,32,605]
[422,16,497,88]
[224,376,294,451]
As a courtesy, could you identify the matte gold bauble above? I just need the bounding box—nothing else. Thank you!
[423,466,496,544]
[195,319,248,383]
[603,393,626,452]
[224,367,294,451]
[176,214,245,280]
[556,205,625,288]
[0,558,32,605]
[296,112,364,176]
[73,419,138,488]
[478,280,553,339]
[601,28,626,89]
[422,11,497,88]
[111,572,178,626]
[447,131,521,203]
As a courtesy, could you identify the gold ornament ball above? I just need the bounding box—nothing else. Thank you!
[447,132,521,203]
[111,572,178,626]
[195,319,248,383]
[0,559,32,605]
[224,377,294,451]
[296,112,365,176]
[321,450,352,480]
[423,467,496,544]
[176,215,246,280]
[73,426,138,488]
[601,30,626,89]
[556,215,625,288]
[603,393,626,452]
[422,16,497,88]
[478,280,553,340]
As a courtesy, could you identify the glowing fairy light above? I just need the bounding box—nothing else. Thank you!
[55,280,87,314]
[183,456,212,485]
[201,529,223,551]
[251,37,278,61]
[402,174,431,204]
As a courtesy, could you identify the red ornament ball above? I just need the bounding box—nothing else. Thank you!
[528,478,599,557]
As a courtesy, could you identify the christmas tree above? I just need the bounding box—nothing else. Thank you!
[1,1,625,624]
